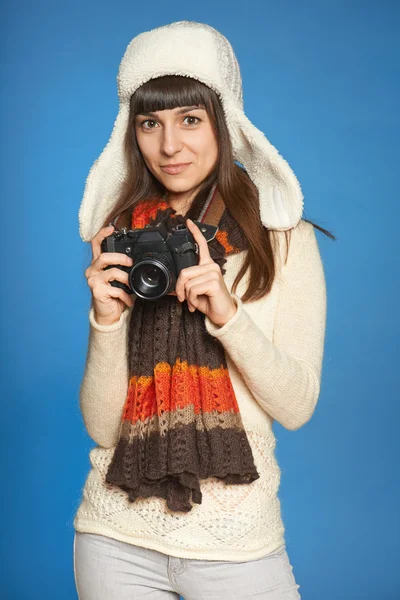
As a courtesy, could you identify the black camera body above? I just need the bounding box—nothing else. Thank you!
[100,220,218,300]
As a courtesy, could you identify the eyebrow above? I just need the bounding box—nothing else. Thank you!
[136,105,205,118]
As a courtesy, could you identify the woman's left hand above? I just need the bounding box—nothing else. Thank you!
[174,218,237,327]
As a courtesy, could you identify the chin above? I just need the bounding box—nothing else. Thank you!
[163,180,198,192]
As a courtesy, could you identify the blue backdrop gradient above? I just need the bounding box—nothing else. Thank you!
[1,1,398,598]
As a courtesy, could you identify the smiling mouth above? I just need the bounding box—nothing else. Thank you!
[160,163,191,174]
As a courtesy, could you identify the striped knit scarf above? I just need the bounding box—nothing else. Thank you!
[105,188,260,512]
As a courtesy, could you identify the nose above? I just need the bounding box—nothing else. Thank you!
[160,122,183,156]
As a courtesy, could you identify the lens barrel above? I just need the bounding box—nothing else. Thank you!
[129,255,173,300]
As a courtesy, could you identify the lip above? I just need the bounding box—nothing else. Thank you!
[160,163,191,174]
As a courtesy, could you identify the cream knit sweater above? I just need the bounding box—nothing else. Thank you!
[73,218,327,561]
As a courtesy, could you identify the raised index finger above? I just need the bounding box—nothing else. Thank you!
[186,219,213,266]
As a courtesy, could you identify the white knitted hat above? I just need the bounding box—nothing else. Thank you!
[78,20,304,242]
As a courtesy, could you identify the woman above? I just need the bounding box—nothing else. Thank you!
[73,20,334,599]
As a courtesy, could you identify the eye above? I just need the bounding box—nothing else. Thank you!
[138,115,201,130]
[183,115,201,125]
[139,119,158,130]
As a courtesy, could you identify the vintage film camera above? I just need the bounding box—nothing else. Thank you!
[100,220,218,301]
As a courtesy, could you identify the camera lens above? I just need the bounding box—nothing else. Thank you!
[142,266,161,286]
[130,258,172,299]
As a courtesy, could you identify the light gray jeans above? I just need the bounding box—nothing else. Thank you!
[73,531,301,599]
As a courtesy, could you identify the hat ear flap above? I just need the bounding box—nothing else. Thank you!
[79,103,130,242]
[226,104,304,231]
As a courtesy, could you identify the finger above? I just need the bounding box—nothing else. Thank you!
[90,225,115,262]
[107,285,135,308]
[96,252,133,270]
[86,252,133,278]
[186,280,219,307]
[181,272,219,302]
[175,263,220,300]
[87,271,130,296]
[101,267,130,287]
[186,219,213,266]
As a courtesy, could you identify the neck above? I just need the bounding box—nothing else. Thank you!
[164,188,198,215]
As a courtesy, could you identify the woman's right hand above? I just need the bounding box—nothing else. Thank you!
[85,225,135,326]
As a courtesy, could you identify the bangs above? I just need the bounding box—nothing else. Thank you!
[130,75,215,116]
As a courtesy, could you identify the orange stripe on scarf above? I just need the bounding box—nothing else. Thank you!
[131,199,170,229]
[123,359,240,423]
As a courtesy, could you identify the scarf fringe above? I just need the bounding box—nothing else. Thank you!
[105,423,260,512]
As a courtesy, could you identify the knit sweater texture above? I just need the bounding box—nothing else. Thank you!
[73,218,327,561]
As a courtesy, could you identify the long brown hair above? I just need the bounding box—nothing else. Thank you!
[101,75,336,302]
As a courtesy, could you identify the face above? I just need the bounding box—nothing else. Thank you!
[134,104,218,204]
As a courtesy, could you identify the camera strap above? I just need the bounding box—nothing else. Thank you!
[197,181,225,228]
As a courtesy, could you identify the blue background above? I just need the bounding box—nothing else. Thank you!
[1,0,398,598]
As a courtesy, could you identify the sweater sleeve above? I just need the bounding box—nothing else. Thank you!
[204,221,327,431]
[79,305,132,448]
